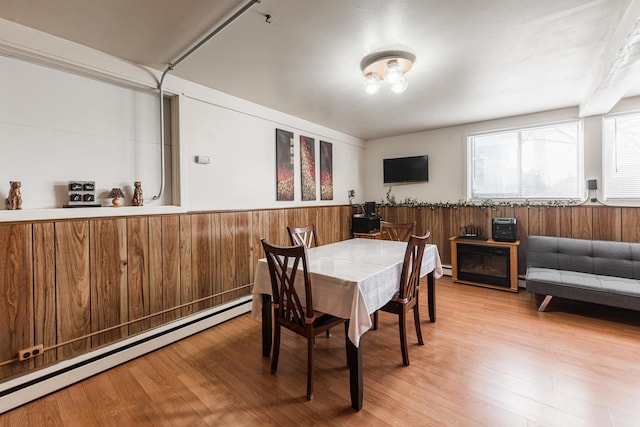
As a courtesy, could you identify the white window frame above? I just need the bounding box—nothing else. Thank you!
[467,120,583,201]
[602,111,640,201]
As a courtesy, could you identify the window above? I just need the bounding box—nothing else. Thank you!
[603,113,640,199]
[468,121,580,200]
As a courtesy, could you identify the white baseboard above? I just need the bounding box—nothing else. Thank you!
[0,296,252,414]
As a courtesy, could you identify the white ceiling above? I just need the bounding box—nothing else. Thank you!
[1,0,640,140]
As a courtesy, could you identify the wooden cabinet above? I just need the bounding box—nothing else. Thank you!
[450,237,520,292]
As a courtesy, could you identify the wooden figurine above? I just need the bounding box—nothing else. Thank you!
[132,181,143,206]
[5,181,22,210]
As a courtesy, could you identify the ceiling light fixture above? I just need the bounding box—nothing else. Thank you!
[361,50,416,94]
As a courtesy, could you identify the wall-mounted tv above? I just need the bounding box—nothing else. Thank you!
[383,155,429,184]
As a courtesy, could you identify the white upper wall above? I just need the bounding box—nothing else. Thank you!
[179,93,364,211]
[0,17,365,221]
[4,15,640,220]
[364,102,640,205]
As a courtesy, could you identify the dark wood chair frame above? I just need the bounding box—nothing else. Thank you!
[287,224,334,337]
[380,220,417,242]
[261,239,347,400]
[372,233,430,366]
[287,224,319,248]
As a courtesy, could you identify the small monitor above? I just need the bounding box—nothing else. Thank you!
[364,201,376,216]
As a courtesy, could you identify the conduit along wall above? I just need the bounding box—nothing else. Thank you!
[153,0,262,200]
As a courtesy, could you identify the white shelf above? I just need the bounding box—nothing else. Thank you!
[0,205,185,222]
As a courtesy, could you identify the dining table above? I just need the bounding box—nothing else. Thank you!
[251,238,443,411]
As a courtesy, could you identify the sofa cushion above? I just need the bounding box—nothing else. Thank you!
[526,236,640,312]
[527,236,640,280]
[527,267,640,298]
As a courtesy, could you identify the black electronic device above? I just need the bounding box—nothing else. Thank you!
[492,217,517,242]
[383,155,428,184]
[351,215,381,234]
[364,201,376,216]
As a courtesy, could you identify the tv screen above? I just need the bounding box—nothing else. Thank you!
[383,155,428,183]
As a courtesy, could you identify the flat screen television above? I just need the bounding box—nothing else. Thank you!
[383,155,429,184]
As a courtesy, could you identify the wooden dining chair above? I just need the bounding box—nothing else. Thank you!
[261,239,346,400]
[287,224,335,335]
[373,233,430,366]
[288,224,334,338]
[287,224,319,248]
[380,220,416,242]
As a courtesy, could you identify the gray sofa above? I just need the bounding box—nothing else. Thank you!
[526,235,640,312]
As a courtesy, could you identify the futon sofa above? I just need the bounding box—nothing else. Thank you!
[526,235,640,312]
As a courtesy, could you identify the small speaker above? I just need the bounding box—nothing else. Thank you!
[492,217,517,242]
[587,179,598,190]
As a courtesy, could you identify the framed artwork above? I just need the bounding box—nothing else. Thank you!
[320,140,333,200]
[300,135,316,201]
[276,129,295,201]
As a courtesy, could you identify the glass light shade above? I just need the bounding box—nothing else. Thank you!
[363,73,381,94]
[390,76,408,94]
[383,60,403,85]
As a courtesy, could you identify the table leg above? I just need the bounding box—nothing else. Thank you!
[261,294,272,357]
[427,271,436,322]
[345,321,363,411]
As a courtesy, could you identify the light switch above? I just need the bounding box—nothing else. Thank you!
[196,155,211,164]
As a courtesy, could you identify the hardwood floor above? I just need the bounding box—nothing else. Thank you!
[3,277,640,426]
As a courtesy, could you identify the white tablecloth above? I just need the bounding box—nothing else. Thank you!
[251,238,443,347]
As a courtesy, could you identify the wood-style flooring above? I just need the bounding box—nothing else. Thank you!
[2,277,640,426]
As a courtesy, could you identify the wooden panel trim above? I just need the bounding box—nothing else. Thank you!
[6,204,640,383]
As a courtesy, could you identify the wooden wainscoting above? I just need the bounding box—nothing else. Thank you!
[3,204,639,383]
[0,206,352,382]
[379,205,640,274]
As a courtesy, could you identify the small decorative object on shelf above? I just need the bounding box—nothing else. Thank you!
[109,187,125,207]
[5,181,23,210]
[64,181,99,207]
[132,181,143,206]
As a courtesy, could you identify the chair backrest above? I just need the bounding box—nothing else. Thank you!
[380,221,417,242]
[287,225,319,248]
[261,239,316,326]
[397,233,430,302]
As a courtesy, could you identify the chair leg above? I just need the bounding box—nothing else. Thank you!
[398,311,409,366]
[413,303,424,345]
[307,333,315,400]
[372,311,378,330]
[270,322,281,375]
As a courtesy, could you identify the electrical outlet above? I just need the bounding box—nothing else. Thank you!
[348,190,355,198]
[19,344,44,361]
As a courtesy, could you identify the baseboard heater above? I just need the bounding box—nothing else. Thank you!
[0,296,252,414]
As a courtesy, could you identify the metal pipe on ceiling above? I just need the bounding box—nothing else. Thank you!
[153,0,262,201]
